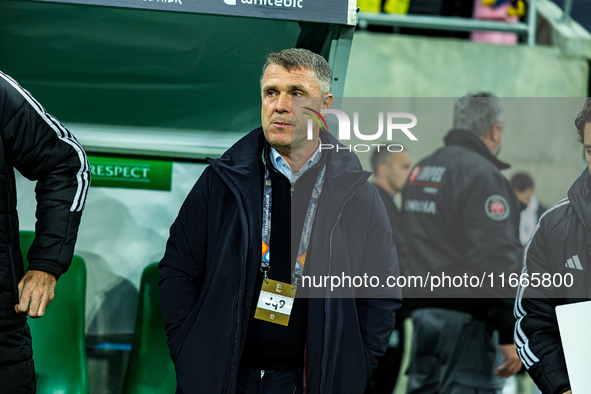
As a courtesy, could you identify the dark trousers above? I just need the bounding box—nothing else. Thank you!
[365,311,406,394]
[236,366,304,394]
[0,317,36,394]
[406,308,503,394]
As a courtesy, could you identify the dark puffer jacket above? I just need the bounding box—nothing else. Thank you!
[0,71,90,324]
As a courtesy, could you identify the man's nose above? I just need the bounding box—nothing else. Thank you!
[275,93,291,113]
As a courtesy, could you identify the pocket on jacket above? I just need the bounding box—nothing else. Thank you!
[168,300,202,362]
[361,342,374,381]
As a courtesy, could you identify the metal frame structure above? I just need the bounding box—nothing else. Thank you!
[13,0,357,158]
[358,0,539,45]
[559,0,573,23]
[329,26,356,98]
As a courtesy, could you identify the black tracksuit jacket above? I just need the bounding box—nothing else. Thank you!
[515,169,591,394]
[0,71,89,340]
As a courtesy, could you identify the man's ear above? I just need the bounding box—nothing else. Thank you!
[323,94,334,110]
[375,163,385,178]
[490,122,502,143]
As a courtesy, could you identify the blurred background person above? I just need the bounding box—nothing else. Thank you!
[402,92,523,394]
[371,146,412,243]
[366,146,412,394]
[471,0,524,45]
[511,172,547,247]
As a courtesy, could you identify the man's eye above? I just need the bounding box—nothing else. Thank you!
[293,91,303,97]
[266,91,277,97]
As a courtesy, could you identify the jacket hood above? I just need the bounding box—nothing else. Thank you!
[207,127,371,211]
[568,169,591,233]
[444,129,510,170]
[206,128,266,201]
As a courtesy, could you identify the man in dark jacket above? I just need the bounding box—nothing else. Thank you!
[510,172,547,247]
[0,71,90,394]
[402,92,523,393]
[366,147,412,394]
[514,99,591,394]
[370,147,412,244]
[159,48,402,393]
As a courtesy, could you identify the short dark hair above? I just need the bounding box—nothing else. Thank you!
[261,48,332,96]
[511,172,534,192]
[575,99,591,144]
[371,146,406,174]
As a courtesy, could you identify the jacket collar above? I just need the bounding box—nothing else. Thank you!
[206,127,265,202]
[207,128,370,211]
[444,129,510,170]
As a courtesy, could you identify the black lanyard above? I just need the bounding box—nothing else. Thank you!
[261,151,326,288]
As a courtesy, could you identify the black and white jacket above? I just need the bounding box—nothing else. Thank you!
[515,169,591,394]
[0,71,90,323]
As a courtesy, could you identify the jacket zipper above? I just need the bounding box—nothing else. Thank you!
[304,342,308,394]
[209,162,250,394]
[6,177,20,306]
[7,235,19,305]
[320,179,368,393]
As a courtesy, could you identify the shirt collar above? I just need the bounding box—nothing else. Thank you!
[270,138,322,183]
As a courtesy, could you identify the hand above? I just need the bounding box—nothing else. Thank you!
[495,343,522,378]
[15,270,57,318]
[562,391,572,394]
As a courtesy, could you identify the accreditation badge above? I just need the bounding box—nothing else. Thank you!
[254,279,295,326]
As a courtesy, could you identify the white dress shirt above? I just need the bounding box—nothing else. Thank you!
[269,139,322,184]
